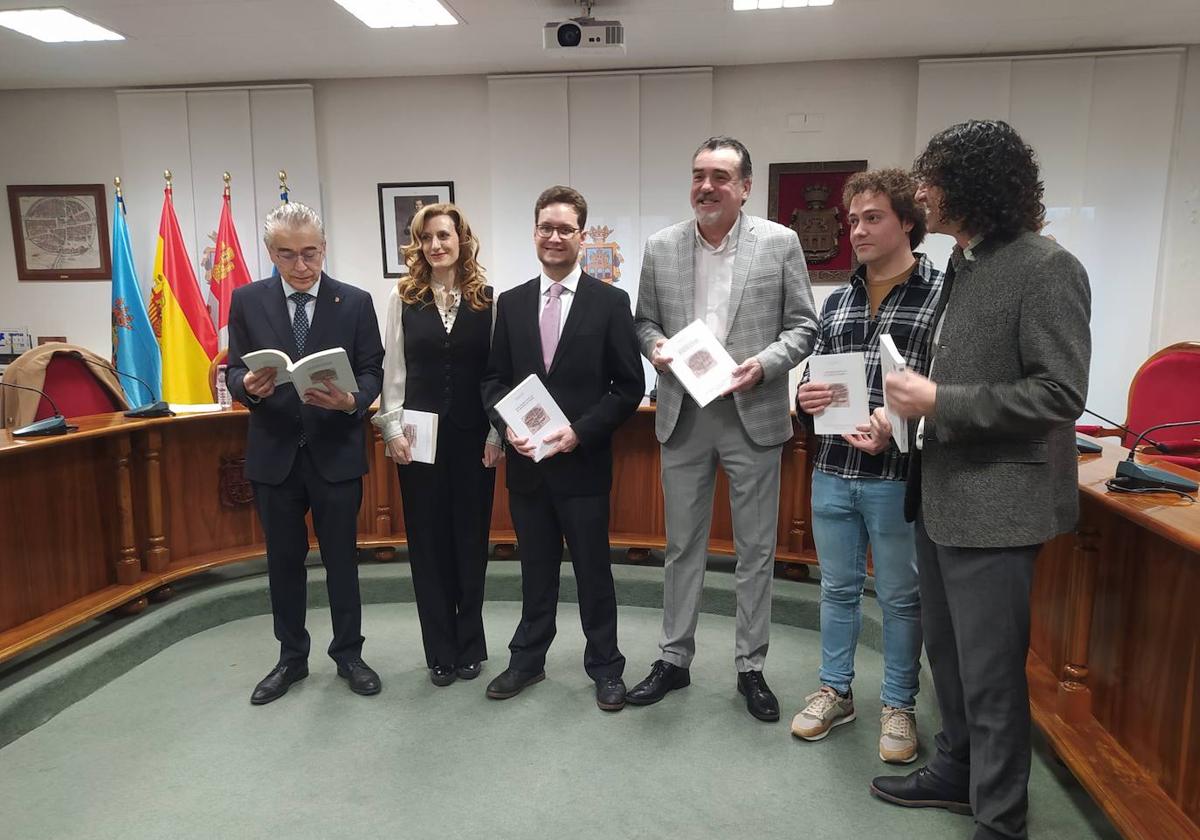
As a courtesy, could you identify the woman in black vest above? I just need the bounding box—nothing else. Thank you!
[374,203,501,686]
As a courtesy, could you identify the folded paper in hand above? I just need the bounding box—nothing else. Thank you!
[399,408,438,464]
[807,352,870,436]
[878,334,909,453]
[662,320,738,407]
[494,374,571,463]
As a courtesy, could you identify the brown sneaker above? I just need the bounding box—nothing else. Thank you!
[879,706,919,764]
[790,685,855,740]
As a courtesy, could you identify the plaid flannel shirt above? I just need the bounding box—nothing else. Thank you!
[800,253,944,481]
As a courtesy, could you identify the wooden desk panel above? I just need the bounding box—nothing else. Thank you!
[1029,439,1200,839]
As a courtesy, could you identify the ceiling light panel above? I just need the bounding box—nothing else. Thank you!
[332,0,458,28]
[734,0,835,9]
[0,8,124,42]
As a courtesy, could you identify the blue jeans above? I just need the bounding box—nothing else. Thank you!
[811,469,921,708]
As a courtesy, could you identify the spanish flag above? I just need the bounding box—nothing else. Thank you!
[209,190,253,350]
[152,187,217,403]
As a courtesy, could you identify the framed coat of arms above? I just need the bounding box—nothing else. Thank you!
[766,160,867,284]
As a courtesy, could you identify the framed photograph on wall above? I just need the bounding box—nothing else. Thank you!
[7,184,112,282]
[377,181,454,278]
[766,160,867,284]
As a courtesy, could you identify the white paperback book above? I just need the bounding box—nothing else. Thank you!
[494,373,571,463]
[241,347,358,395]
[399,408,438,464]
[807,352,870,436]
[662,319,738,407]
[878,334,909,453]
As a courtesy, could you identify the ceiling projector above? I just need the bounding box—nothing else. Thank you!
[543,17,625,51]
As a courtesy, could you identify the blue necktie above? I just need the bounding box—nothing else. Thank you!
[290,292,313,445]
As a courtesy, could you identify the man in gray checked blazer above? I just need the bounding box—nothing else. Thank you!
[626,136,818,721]
[870,120,1091,840]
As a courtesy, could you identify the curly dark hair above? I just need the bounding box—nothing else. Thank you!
[913,120,1045,242]
[842,168,927,250]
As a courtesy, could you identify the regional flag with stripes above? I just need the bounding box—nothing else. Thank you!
[209,191,253,351]
[152,187,217,403]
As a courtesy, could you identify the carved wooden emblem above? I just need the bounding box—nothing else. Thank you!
[219,456,255,507]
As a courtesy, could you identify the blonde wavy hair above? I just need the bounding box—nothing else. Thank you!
[398,203,489,311]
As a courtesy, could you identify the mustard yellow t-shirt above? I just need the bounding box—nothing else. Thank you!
[867,261,916,317]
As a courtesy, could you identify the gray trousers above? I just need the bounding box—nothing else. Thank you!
[916,518,1039,840]
[658,398,783,672]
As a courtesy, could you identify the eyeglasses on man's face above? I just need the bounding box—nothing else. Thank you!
[535,224,580,240]
[272,246,324,266]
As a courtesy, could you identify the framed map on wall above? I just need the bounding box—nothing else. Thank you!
[7,184,112,282]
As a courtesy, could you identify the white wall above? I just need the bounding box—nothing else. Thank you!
[0,88,122,353]
[315,74,493,332]
[713,58,919,310]
[1157,45,1200,350]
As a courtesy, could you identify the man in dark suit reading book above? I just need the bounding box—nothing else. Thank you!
[226,202,385,705]
[480,185,644,711]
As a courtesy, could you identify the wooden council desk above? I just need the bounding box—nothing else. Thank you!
[2,411,1197,838]
[0,405,816,665]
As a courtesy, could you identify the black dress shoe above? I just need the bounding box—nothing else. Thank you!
[336,658,382,696]
[456,662,482,681]
[596,677,627,711]
[737,670,780,722]
[485,668,545,699]
[250,662,308,705]
[430,665,457,687]
[870,766,972,815]
[626,660,691,706]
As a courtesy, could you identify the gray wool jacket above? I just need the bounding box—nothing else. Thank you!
[906,231,1092,548]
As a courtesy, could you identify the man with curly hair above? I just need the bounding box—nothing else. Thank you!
[869,121,1091,840]
[792,169,943,765]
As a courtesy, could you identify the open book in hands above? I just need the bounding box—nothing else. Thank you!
[241,347,358,395]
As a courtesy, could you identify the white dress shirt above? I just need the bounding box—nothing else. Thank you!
[693,216,740,346]
[538,263,582,339]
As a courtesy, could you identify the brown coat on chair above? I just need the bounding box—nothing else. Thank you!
[0,342,129,429]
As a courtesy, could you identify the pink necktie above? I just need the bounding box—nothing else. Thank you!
[540,282,565,370]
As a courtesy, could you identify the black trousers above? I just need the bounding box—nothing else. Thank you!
[916,517,1040,840]
[397,421,496,669]
[253,446,364,667]
[507,484,624,681]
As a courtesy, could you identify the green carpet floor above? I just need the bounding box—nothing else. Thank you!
[0,561,1117,840]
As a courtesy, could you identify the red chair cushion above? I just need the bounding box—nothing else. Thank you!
[34,354,124,420]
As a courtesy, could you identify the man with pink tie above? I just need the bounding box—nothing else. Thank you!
[480,185,644,711]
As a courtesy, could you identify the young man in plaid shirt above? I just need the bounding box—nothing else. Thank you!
[792,169,943,764]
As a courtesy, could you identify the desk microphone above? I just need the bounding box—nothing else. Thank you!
[0,381,75,437]
[1112,420,1200,493]
[68,351,174,419]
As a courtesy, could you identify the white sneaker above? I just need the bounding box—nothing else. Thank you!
[791,685,855,741]
[879,706,919,764]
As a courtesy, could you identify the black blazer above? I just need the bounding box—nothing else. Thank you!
[481,273,644,497]
[226,273,384,485]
